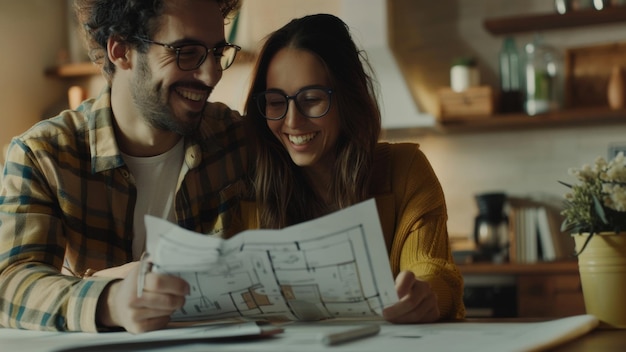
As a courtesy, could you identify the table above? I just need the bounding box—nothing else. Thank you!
[548,328,626,351]
[2,315,623,351]
[465,317,626,351]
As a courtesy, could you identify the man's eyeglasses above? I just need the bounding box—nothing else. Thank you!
[136,38,241,71]
[254,86,333,120]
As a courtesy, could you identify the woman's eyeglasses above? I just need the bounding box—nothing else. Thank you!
[254,86,333,120]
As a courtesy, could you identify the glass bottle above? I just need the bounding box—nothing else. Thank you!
[499,37,523,113]
[522,35,563,116]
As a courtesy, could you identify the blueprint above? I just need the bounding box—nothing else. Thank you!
[145,199,398,322]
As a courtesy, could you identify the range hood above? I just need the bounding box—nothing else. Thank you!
[212,0,434,129]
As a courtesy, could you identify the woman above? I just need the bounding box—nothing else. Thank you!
[243,14,465,323]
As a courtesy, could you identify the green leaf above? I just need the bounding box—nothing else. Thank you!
[592,195,609,224]
[560,218,573,232]
[574,232,595,257]
[558,180,573,188]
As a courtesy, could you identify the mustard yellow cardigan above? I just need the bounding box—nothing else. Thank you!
[241,142,465,320]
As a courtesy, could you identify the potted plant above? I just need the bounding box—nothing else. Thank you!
[560,151,626,329]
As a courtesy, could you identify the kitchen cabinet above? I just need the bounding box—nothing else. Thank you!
[459,261,586,318]
[517,271,584,318]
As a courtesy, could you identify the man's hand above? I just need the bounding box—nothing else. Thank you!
[92,261,139,279]
[96,262,190,334]
[382,271,440,324]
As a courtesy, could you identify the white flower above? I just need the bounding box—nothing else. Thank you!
[594,156,608,173]
[561,152,626,234]
[604,152,626,183]
[604,184,626,212]
[577,164,595,182]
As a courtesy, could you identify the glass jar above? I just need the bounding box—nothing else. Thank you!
[522,36,563,116]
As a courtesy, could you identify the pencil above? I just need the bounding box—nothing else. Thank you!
[321,324,381,346]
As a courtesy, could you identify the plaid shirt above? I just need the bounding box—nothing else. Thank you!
[0,88,250,332]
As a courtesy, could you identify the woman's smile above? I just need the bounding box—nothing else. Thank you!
[287,132,318,146]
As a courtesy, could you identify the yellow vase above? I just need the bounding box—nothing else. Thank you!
[573,232,626,329]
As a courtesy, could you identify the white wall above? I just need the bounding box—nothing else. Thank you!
[211,0,434,128]
[385,124,626,238]
[211,0,340,111]
[0,1,68,162]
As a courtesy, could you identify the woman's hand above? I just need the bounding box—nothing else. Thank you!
[96,262,190,334]
[382,271,440,324]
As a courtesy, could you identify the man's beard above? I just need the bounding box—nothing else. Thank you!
[130,55,207,136]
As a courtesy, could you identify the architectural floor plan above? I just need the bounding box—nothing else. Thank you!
[145,199,398,322]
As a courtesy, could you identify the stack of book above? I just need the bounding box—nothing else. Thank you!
[507,197,576,263]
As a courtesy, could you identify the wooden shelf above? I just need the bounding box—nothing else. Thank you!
[45,61,101,78]
[458,261,578,275]
[384,107,626,136]
[45,50,257,79]
[433,106,626,133]
[236,50,257,63]
[484,7,626,35]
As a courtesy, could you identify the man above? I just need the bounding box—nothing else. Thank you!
[0,0,246,334]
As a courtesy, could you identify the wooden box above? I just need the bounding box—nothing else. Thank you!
[437,86,497,122]
[565,41,626,108]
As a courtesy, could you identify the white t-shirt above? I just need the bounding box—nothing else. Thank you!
[121,138,185,260]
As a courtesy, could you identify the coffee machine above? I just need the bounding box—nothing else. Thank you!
[473,192,509,262]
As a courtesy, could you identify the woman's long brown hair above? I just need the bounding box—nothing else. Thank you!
[244,14,381,228]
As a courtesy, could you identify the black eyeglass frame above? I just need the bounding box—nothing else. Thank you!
[135,37,241,71]
[254,86,334,121]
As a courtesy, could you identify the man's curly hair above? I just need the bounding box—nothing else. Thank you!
[73,0,240,82]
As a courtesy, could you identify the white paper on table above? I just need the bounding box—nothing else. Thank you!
[0,314,599,352]
[0,321,280,352]
[145,198,399,322]
[235,314,599,352]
